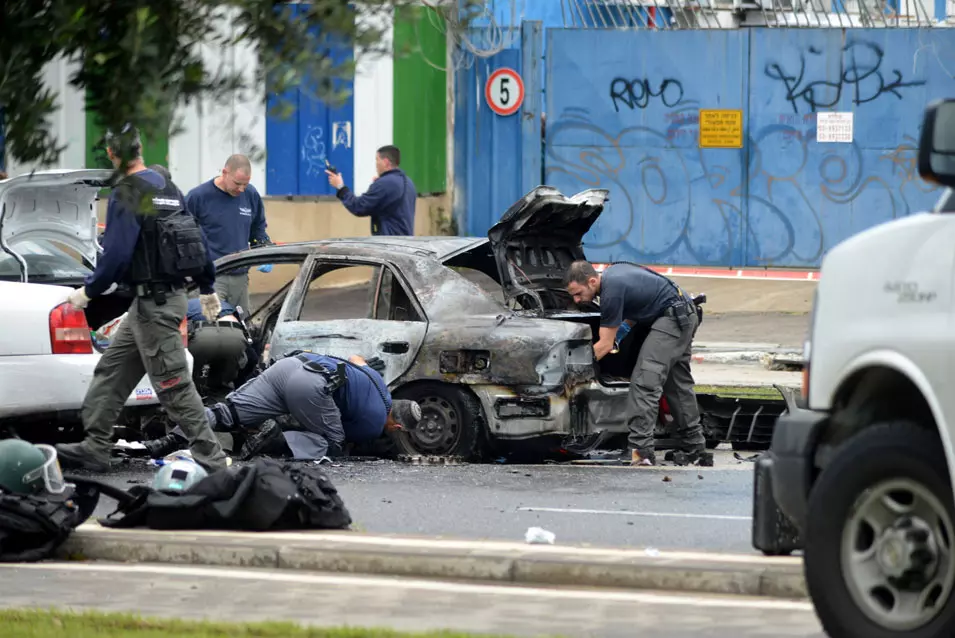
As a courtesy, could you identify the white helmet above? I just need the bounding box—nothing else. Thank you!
[152,459,208,493]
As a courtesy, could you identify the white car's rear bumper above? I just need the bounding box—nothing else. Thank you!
[0,350,194,418]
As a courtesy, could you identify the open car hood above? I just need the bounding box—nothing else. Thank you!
[0,169,114,282]
[487,186,609,305]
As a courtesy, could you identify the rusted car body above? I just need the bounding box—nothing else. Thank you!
[214,187,780,458]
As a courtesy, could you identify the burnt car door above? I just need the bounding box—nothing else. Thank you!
[207,250,312,363]
[268,255,427,384]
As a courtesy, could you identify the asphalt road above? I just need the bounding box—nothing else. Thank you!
[0,562,825,637]
[85,448,765,553]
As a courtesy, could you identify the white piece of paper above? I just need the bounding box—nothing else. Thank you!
[817,112,854,143]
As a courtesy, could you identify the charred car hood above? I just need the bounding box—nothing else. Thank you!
[0,169,114,282]
[487,186,609,304]
[487,186,609,302]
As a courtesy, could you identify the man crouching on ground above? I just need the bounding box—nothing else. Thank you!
[145,351,421,460]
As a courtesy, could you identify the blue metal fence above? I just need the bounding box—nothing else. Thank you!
[265,3,355,197]
[455,25,955,268]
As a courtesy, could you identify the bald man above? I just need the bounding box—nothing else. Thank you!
[185,154,272,312]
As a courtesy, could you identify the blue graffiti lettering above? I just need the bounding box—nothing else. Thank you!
[544,108,938,267]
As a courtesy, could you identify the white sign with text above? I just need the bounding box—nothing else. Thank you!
[816,112,854,143]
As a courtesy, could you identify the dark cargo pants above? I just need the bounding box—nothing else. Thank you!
[188,323,248,402]
[626,311,705,459]
[81,292,228,471]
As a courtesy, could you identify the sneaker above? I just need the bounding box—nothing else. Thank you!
[55,442,111,472]
[688,449,715,467]
[630,449,655,466]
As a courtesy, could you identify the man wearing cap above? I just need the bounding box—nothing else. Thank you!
[200,351,421,460]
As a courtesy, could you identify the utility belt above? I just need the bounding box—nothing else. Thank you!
[133,281,182,306]
[193,320,245,331]
[662,298,696,331]
[225,399,242,429]
[295,353,347,392]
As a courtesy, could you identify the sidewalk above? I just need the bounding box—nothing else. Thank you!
[59,523,806,600]
[693,363,800,390]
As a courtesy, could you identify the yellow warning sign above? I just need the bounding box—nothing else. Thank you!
[698,109,744,149]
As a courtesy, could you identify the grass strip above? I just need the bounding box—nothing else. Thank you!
[694,384,785,401]
[0,608,517,638]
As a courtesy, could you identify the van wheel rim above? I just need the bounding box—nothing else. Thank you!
[841,478,955,631]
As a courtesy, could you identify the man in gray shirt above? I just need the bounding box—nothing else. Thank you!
[564,261,709,467]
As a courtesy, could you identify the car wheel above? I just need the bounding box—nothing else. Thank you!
[391,383,484,459]
[805,422,955,638]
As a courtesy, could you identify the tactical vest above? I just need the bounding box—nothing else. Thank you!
[127,174,208,285]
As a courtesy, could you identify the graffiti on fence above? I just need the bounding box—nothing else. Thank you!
[544,107,938,266]
[301,125,326,176]
[610,77,688,112]
[764,41,926,115]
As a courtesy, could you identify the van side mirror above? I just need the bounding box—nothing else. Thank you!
[918,99,955,188]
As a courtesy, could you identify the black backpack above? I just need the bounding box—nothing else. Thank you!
[98,459,352,532]
[0,492,88,562]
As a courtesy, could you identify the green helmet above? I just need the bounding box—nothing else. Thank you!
[153,460,208,493]
[0,439,66,495]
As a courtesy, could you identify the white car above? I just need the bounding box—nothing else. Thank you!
[756,99,955,638]
[0,169,191,438]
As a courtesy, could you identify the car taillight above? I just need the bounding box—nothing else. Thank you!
[49,302,93,355]
[180,318,188,346]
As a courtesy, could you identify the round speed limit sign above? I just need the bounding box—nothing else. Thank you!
[485,68,524,117]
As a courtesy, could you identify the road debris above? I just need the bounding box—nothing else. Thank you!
[397,455,466,466]
[525,527,556,545]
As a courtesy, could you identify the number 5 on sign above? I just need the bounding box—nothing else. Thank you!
[485,68,524,117]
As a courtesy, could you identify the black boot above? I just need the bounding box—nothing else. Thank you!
[143,432,188,459]
[239,419,289,460]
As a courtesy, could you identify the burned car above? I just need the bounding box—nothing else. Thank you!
[211,187,783,459]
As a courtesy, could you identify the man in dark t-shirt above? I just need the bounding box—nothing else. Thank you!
[564,260,709,467]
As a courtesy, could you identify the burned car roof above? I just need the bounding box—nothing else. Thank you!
[241,236,488,261]
[216,236,506,322]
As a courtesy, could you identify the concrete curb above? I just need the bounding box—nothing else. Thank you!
[59,524,807,600]
[691,350,805,369]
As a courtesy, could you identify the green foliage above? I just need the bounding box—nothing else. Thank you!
[0,1,479,169]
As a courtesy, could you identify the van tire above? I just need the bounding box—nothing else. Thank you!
[805,422,955,638]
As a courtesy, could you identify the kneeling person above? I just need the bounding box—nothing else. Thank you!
[207,352,421,459]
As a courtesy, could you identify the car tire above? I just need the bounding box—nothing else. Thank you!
[391,383,485,460]
[805,421,955,638]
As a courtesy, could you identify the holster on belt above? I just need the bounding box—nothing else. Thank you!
[664,300,694,332]
[295,353,347,392]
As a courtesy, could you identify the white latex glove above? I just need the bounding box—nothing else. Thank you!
[68,287,91,310]
[199,293,222,321]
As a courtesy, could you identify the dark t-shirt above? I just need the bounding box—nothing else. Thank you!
[598,263,681,328]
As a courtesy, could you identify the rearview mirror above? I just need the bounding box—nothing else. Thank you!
[918,99,955,188]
